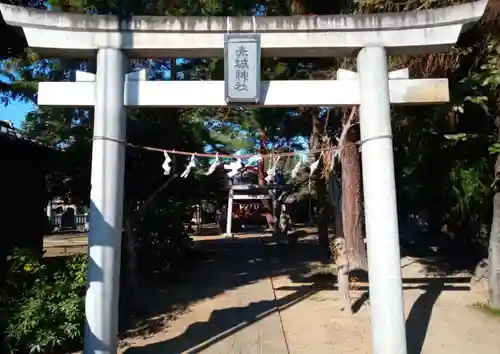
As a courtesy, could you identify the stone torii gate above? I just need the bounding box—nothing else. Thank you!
[0,2,486,354]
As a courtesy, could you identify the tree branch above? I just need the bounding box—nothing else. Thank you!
[337,107,358,149]
[140,173,179,212]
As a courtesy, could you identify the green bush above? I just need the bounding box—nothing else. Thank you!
[1,249,87,354]
[132,201,193,275]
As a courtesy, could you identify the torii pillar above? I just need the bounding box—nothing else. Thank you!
[86,50,126,354]
[0,2,486,354]
[358,47,407,351]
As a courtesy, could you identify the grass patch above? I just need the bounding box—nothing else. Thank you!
[472,301,500,317]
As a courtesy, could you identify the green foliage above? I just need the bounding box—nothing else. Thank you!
[489,143,500,155]
[131,199,193,274]
[1,249,87,354]
[449,161,490,217]
[469,38,500,90]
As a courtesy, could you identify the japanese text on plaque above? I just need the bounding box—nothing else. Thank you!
[234,45,249,92]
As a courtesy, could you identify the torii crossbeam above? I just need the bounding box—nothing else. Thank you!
[37,68,448,107]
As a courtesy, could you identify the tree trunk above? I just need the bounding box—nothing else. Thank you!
[329,170,344,239]
[340,126,368,270]
[291,0,306,15]
[124,215,138,294]
[489,154,500,308]
[316,171,330,252]
[310,109,329,254]
[258,131,274,229]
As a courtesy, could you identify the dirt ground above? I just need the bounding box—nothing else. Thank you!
[43,233,88,257]
[106,230,500,354]
[45,229,500,353]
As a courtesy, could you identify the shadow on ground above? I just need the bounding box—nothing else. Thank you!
[123,225,474,354]
[400,230,485,276]
[123,230,324,338]
[124,281,320,353]
[273,276,470,354]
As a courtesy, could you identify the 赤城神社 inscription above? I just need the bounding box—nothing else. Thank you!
[224,34,261,104]
[234,45,249,92]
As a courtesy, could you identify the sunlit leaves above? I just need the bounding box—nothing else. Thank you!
[489,143,500,155]
[2,249,87,353]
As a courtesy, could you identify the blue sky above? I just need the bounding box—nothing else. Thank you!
[0,2,266,130]
[0,58,38,128]
[0,100,37,128]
